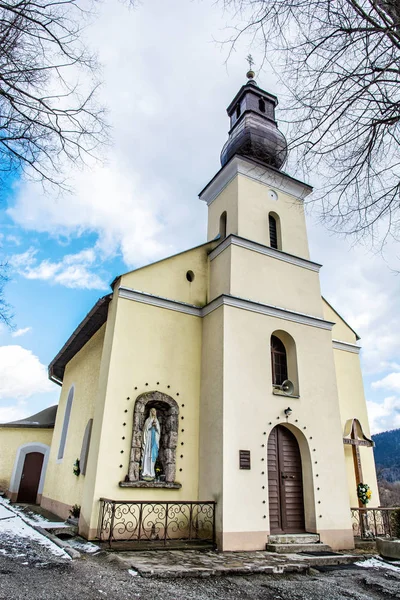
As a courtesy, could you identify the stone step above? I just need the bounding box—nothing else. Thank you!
[266,543,332,554]
[37,522,78,538]
[268,534,320,545]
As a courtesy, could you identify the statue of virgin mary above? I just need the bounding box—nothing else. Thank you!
[141,408,161,480]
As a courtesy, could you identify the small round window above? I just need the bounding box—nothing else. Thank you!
[186,270,195,282]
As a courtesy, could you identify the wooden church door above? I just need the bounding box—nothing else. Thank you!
[17,452,44,504]
[268,425,305,533]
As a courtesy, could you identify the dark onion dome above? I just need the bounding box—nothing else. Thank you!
[220,77,288,170]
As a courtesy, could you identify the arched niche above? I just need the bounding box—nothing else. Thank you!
[128,391,179,483]
[271,330,299,395]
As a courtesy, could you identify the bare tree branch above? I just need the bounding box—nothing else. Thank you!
[0,0,108,191]
[221,0,400,245]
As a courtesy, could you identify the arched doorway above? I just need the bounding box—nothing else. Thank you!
[268,425,305,533]
[17,452,44,503]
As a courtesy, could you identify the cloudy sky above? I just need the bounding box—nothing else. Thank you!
[0,0,399,434]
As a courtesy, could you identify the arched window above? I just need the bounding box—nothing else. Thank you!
[219,211,227,239]
[270,331,300,395]
[259,98,266,113]
[271,335,288,386]
[268,212,281,250]
[269,214,278,249]
[57,386,74,460]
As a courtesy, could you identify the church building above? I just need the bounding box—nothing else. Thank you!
[1,71,379,551]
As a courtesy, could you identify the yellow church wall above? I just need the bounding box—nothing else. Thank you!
[207,176,239,241]
[219,306,354,551]
[323,299,358,344]
[81,296,203,538]
[209,245,232,301]
[0,428,53,500]
[199,306,225,539]
[332,347,380,508]
[229,245,324,318]
[236,174,311,259]
[80,289,120,537]
[41,324,106,519]
[206,171,311,261]
[119,243,212,307]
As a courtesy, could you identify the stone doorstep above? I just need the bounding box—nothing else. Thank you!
[114,550,362,578]
[38,523,78,537]
[266,543,332,554]
[268,534,320,545]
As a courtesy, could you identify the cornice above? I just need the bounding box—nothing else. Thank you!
[118,287,334,332]
[118,287,201,317]
[332,339,361,354]
[199,156,313,206]
[209,234,321,273]
[203,295,333,331]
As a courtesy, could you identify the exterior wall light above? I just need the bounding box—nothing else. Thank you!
[284,407,292,417]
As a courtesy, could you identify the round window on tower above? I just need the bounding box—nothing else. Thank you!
[186,270,195,282]
[268,189,278,201]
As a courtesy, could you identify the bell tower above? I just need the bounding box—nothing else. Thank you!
[200,68,312,261]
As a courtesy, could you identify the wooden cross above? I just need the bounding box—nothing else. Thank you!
[343,419,373,507]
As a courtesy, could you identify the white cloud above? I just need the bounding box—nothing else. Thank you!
[9,246,107,290]
[367,397,400,434]
[0,405,29,424]
[372,372,400,393]
[0,345,53,401]
[11,327,32,338]
[8,164,172,270]
[6,235,21,246]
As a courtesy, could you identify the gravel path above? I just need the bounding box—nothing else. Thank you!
[1,498,399,600]
[0,550,400,600]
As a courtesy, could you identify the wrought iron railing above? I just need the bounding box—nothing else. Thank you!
[351,507,400,539]
[98,499,216,548]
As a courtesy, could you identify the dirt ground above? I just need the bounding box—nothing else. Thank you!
[0,541,400,600]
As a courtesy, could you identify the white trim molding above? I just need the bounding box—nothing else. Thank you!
[209,234,321,273]
[118,286,335,332]
[199,156,313,206]
[203,295,334,331]
[332,339,361,354]
[9,442,50,496]
[119,287,201,316]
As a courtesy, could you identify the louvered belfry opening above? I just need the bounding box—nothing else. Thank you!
[269,214,278,249]
[271,335,288,386]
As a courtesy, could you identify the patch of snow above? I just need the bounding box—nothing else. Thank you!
[68,538,100,554]
[0,498,70,560]
[356,557,400,572]
[129,569,139,577]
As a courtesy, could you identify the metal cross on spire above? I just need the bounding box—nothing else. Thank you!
[246,54,255,80]
[246,54,254,70]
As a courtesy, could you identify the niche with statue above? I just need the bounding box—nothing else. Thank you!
[122,391,181,488]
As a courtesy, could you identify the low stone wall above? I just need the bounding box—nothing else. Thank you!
[376,538,400,560]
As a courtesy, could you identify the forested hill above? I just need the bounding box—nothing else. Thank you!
[373,428,400,482]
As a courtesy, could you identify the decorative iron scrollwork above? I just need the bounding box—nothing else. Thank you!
[98,499,216,548]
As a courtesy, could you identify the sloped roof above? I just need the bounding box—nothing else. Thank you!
[0,405,57,428]
[322,296,360,341]
[48,294,112,384]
